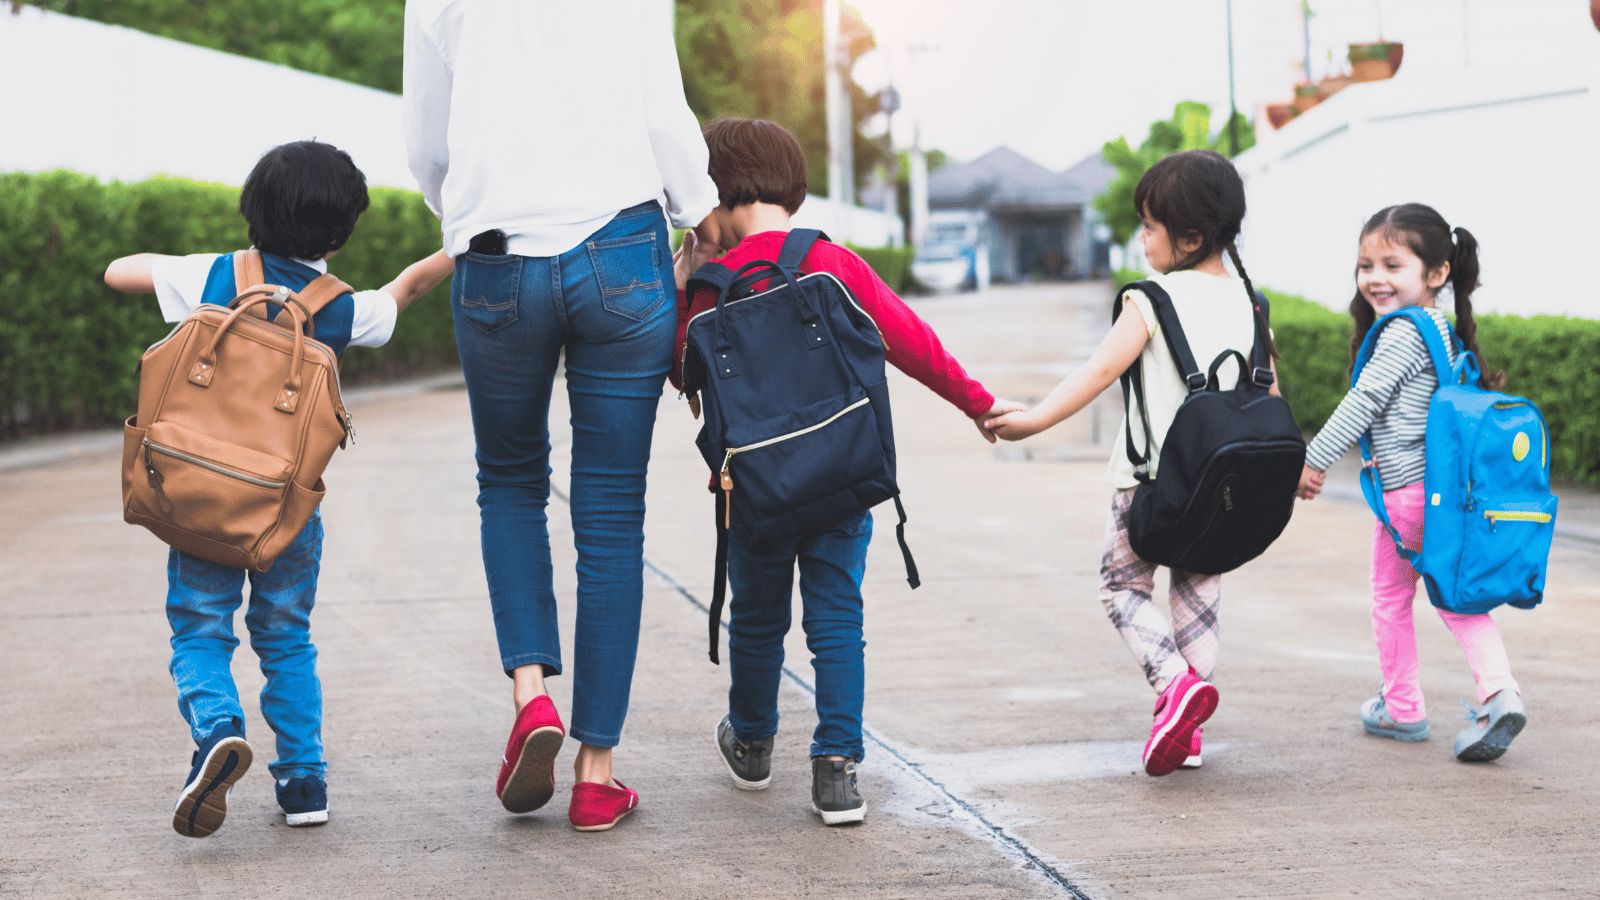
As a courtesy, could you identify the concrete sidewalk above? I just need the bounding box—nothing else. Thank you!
[3,282,1597,898]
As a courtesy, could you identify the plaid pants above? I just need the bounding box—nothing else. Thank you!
[1098,489,1222,694]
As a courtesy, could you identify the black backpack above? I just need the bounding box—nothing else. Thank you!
[1114,280,1305,574]
[683,229,919,663]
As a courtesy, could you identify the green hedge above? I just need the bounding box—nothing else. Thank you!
[0,170,454,437]
[849,244,914,294]
[1107,270,1600,485]
[0,169,917,438]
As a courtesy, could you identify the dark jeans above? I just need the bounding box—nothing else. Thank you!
[726,511,872,761]
[452,200,673,748]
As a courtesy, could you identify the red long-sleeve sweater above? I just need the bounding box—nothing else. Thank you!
[669,231,994,418]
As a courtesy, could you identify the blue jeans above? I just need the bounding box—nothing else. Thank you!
[727,511,872,761]
[166,513,324,780]
[452,200,674,748]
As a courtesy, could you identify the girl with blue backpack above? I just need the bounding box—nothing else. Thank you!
[1298,203,1542,762]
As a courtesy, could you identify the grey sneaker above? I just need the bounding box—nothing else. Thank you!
[715,716,772,790]
[1360,691,1429,742]
[1454,691,1527,762]
[811,757,866,826]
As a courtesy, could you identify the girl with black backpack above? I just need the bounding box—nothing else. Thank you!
[988,150,1282,776]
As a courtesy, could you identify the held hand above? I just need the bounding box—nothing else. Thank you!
[985,409,1046,442]
[673,228,721,291]
[692,212,723,257]
[973,399,1026,444]
[1297,465,1325,500]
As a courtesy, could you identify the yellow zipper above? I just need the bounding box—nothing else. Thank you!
[1483,510,1552,524]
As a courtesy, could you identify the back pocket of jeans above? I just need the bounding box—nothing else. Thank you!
[455,253,522,334]
[587,232,666,322]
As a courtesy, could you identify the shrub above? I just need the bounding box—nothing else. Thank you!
[0,170,453,437]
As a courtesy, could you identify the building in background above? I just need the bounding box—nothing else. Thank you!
[923,147,1114,286]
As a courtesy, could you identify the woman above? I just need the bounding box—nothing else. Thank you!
[402,0,720,832]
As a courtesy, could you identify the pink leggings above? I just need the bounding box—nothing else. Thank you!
[1372,483,1519,723]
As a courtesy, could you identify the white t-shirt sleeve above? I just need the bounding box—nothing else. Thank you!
[347,290,399,349]
[150,253,223,322]
[1124,288,1159,338]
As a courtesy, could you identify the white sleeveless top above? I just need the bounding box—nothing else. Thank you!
[1108,270,1260,490]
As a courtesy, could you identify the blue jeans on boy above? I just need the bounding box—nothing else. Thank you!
[452,200,674,749]
[166,513,324,780]
[726,511,873,761]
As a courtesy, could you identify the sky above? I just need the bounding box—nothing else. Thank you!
[848,0,1594,171]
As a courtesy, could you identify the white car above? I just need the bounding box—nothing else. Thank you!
[911,245,971,293]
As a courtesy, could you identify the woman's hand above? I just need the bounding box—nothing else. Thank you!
[973,399,1026,443]
[673,229,721,291]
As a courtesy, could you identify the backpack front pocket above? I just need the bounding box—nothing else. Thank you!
[1454,493,1558,611]
[133,421,293,550]
[719,392,886,531]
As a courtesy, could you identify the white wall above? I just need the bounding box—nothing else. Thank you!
[1233,51,1600,318]
[0,6,903,247]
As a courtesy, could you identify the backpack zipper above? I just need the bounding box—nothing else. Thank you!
[1483,509,1552,525]
[717,396,873,529]
[143,437,289,516]
[682,271,890,388]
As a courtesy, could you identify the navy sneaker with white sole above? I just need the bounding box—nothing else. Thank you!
[173,725,253,838]
[276,775,329,827]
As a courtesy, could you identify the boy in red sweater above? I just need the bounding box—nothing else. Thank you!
[669,118,1015,825]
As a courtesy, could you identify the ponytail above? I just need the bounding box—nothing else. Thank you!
[1226,241,1279,360]
[1448,226,1504,390]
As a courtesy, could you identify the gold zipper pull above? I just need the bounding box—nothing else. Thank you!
[143,440,172,515]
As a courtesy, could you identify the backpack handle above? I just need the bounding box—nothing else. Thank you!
[189,287,312,414]
[1206,349,1250,390]
[711,260,818,358]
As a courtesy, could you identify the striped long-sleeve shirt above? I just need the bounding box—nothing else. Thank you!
[1304,307,1455,488]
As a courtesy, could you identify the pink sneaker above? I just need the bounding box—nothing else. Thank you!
[497,695,565,813]
[1143,671,1218,777]
[1181,727,1203,769]
[569,780,639,832]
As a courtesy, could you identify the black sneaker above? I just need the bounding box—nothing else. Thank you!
[172,724,253,838]
[714,716,772,790]
[276,775,329,827]
[811,757,866,826]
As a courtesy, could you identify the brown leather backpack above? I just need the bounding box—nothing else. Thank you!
[122,250,354,571]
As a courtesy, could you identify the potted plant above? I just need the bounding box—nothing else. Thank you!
[1349,41,1403,81]
[1318,72,1353,101]
[1292,82,1323,113]
[1265,102,1297,129]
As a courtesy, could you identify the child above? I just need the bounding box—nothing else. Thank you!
[668,118,1017,825]
[987,149,1276,776]
[103,140,442,836]
[1296,203,1525,761]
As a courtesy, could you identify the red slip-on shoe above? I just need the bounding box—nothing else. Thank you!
[1142,670,1218,777]
[569,780,639,832]
[496,695,565,813]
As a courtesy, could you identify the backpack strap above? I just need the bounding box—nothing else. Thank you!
[776,228,827,273]
[233,250,271,319]
[686,261,736,307]
[1350,307,1457,565]
[892,494,920,590]
[1112,280,1204,480]
[708,492,730,664]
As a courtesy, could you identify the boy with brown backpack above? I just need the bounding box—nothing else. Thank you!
[104,140,447,837]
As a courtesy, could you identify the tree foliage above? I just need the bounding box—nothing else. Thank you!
[1094,101,1257,245]
[674,0,885,197]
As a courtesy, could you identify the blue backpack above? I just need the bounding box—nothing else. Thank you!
[1354,307,1557,614]
[683,229,919,663]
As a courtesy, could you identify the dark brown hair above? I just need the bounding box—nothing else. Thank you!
[702,118,807,214]
[1134,149,1276,358]
[1347,203,1502,389]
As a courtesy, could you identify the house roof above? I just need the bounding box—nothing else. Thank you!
[927,146,1113,212]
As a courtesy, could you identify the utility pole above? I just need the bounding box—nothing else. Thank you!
[1226,0,1240,155]
[824,0,854,208]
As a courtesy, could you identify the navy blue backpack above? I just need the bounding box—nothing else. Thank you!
[1354,307,1557,614]
[682,229,919,663]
